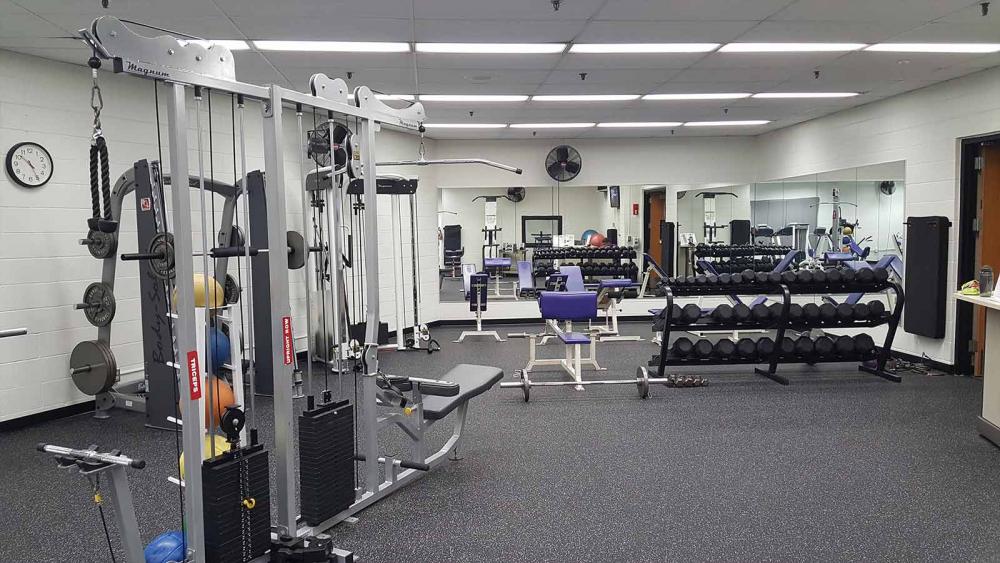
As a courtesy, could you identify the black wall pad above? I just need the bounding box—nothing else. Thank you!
[299,400,356,526]
[730,220,752,245]
[202,444,271,563]
[904,216,952,338]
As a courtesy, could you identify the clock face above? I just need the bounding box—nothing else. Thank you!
[6,142,53,188]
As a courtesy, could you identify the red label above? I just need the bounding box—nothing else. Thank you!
[140,197,152,211]
[632,203,639,216]
[282,316,294,365]
[187,351,202,400]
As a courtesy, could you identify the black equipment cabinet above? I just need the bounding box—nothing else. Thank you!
[903,216,952,338]
[649,274,905,385]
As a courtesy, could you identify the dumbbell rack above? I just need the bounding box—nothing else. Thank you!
[650,276,904,385]
[692,244,795,273]
[532,247,638,282]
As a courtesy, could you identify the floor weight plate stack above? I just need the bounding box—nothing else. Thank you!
[299,400,356,526]
[202,444,271,563]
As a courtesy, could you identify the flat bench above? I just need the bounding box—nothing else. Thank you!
[422,364,504,421]
[559,331,591,345]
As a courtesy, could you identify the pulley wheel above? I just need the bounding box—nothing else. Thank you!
[86,229,118,259]
[221,225,246,249]
[224,274,242,304]
[70,340,118,395]
[82,281,116,327]
[287,230,306,270]
[636,367,650,399]
[148,232,175,280]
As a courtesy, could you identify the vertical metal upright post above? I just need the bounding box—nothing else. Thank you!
[409,194,422,332]
[326,122,346,390]
[165,82,206,563]
[391,195,406,349]
[261,86,297,535]
[107,466,144,563]
[296,108,314,397]
[359,115,381,494]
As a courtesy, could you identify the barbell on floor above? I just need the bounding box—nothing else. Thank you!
[500,367,708,401]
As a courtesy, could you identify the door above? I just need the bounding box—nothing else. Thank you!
[647,191,666,279]
[974,145,1000,375]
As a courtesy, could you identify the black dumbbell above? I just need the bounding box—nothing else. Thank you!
[693,339,714,358]
[719,273,732,284]
[788,303,804,321]
[825,268,842,283]
[836,303,854,322]
[751,303,770,322]
[756,272,769,284]
[768,272,782,284]
[757,337,775,357]
[794,336,815,357]
[853,302,870,320]
[834,335,855,355]
[812,269,827,284]
[869,300,886,319]
[796,270,814,284]
[714,338,736,358]
[840,268,856,282]
[778,337,796,357]
[670,304,683,321]
[873,267,889,283]
[686,275,698,285]
[673,337,694,357]
[856,268,875,283]
[781,270,797,284]
[736,338,757,359]
[803,303,821,322]
[854,334,876,357]
[814,336,835,358]
[712,304,734,323]
[707,274,720,285]
[695,275,708,285]
[733,304,751,322]
[681,303,702,323]
[742,269,756,281]
[819,303,837,322]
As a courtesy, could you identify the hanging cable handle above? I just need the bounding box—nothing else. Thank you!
[87,54,117,234]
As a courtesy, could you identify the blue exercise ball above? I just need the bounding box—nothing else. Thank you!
[145,530,186,563]
[208,326,230,373]
[581,229,598,245]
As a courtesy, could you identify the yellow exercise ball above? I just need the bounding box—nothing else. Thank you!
[172,273,224,310]
[178,433,229,476]
[842,226,854,236]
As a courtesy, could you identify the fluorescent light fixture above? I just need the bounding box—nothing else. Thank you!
[416,43,566,54]
[570,43,719,53]
[684,120,770,126]
[509,123,595,129]
[418,94,528,102]
[643,93,751,100]
[719,43,866,52]
[753,92,859,98]
[182,39,250,51]
[865,43,1000,53]
[597,122,682,128]
[422,123,508,128]
[253,40,410,52]
[375,94,415,101]
[531,94,640,102]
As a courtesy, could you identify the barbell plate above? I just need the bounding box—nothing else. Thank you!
[287,230,306,270]
[82,281,116,327]
[86,229,118,259]
[148,232,176,280]
[520,370,530,402]
[636,366,650,399]
[224,274,241,305]
[70,340,117,395]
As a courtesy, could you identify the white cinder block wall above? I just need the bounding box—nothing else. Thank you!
[755,64,1000,365]
[0,50,437,422]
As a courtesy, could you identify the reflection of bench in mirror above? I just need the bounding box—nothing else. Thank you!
[454,272,504,343]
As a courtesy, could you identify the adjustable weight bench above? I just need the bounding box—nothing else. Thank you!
[516,260,538,299]
[516,291,605,389]
[484,256,514,298]
[592,278,642,342]
[455,273,504,342]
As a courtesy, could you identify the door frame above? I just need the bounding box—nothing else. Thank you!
[956,132,1000,375]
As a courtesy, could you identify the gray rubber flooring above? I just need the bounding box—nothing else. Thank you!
[2,321,1000,562]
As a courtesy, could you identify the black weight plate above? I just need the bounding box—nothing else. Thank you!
[288,230,306,270]
[148,232,176,280]
[82,281,116,327]
[70,340,117,395]
[224,274,241,305]
[86,229,118,259]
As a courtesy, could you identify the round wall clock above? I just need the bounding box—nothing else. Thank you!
[6,142,53,188]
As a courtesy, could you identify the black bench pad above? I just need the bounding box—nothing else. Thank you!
[422,364,503,421]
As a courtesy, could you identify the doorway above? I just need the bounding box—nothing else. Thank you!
[644,190,667,279]
[957,134,1000,376]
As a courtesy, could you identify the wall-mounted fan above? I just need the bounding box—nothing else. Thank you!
[545,145,582,182]
[306,121,352,168]
[879,180,896,196]
[507,187,526,202]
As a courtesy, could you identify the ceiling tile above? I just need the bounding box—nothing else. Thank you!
[693,51,848,70]
[770,0,975,23]
[542,68,676,87]
[413,19,585,42]
[886,21,1000,42]
[0,1,28,14]
[413,0,605,20]
[595,0,793,21]
[0,13,70,38]
[40,13,243,39]
[14,0,223,16]
[734,19,918,43]
[415,68,549,88]
[231,16,410,41]
[576,20,758,42]
[556,53,705,70]
[416,53,562,70]
[260,51,414,70]
[669,67,798,83]
[648,81,781,93]
[215,0,412,19]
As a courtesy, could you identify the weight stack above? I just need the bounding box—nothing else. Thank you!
[299,400,356,526]
[202,444,271,563]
